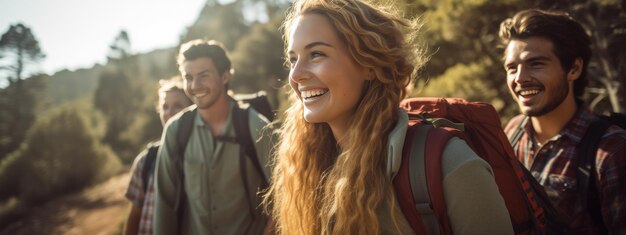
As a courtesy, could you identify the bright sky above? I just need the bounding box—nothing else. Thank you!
[0,0,209,75]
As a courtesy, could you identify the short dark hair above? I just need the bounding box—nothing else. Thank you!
[499,9,591,99]
[177,39,232,76]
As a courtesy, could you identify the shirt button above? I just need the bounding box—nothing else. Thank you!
[213,207,217,211]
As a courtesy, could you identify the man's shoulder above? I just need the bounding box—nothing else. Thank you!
[599,124,626,152]
[130,146,151,173]
[164,106,198,134]
[240,106,271,134]
[578,112,626,159]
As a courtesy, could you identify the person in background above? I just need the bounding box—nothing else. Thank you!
[263,0,513,234]
[500,9,626,234]
[123,76,193,235]
[153,39,274,235]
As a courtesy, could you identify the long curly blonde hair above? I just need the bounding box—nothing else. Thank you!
[264,0,426,234]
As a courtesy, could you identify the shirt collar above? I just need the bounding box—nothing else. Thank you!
[193,100,235,131]
[523,105,596,144]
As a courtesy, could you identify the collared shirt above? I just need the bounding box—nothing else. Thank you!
[504,107,626,234]
[125,146,157,235]
[153,102,274,235]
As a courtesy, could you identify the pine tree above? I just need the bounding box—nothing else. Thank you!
[0,23,47,159]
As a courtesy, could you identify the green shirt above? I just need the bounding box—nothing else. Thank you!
[154,103,274,235]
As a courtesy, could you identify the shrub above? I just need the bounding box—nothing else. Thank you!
[0,102,121,204]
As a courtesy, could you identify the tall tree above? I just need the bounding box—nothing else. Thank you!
[0,23,45,86]
[181,1,251,50]
[0,24,47,159]
[93,30,150,162]
[107,30,139,78]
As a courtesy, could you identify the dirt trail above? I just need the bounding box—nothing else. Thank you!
[1,172,131,235]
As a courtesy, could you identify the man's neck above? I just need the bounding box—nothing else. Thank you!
[530,98,578,144]
[198,95,231,135]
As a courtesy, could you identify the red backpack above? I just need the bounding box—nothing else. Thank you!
[392,97,568,235]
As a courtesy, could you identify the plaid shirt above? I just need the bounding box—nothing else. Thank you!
[504,107,626,234]
[125,146,157,235]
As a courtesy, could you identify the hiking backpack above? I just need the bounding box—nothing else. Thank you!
[393,97,568,235]
[508,112,626,234]
[169,91,275,232]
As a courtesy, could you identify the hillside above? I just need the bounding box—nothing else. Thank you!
[45,47,177,106]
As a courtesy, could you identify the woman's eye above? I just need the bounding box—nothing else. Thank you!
[311,51,325,58]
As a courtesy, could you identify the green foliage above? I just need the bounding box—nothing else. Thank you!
[415,60,518,119]
[418,61,495,100]
[0,102,121,204]
[0,23,48,160]
[0,151,23,200]
[95,30,169,162]
[93,68,148,162]
[45,65,104,105]
[0,23,46,84]
[0,74,48,160]
[182,2,251,50]
[231,18,287,107]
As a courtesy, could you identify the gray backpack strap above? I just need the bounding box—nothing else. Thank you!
[173,108,196,232]
[409,124,440,235]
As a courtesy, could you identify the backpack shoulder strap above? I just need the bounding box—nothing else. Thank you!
[399,118,459,235]
[173,108,196,229]
[419,126,459,235]
[141,143,160,193]
[408,123,438,234]
[576,117,612,234]
[231,103,269,234]
[232,104,269,188]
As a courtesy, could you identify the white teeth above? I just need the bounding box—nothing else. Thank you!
[301,89,327,99]
[519,90,539,96]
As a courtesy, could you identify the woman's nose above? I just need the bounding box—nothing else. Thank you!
[289,59,310,83]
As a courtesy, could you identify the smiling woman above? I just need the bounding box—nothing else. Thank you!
[263,1,516,235]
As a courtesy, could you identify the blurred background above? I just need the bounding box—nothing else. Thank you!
[0,0,624,234]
